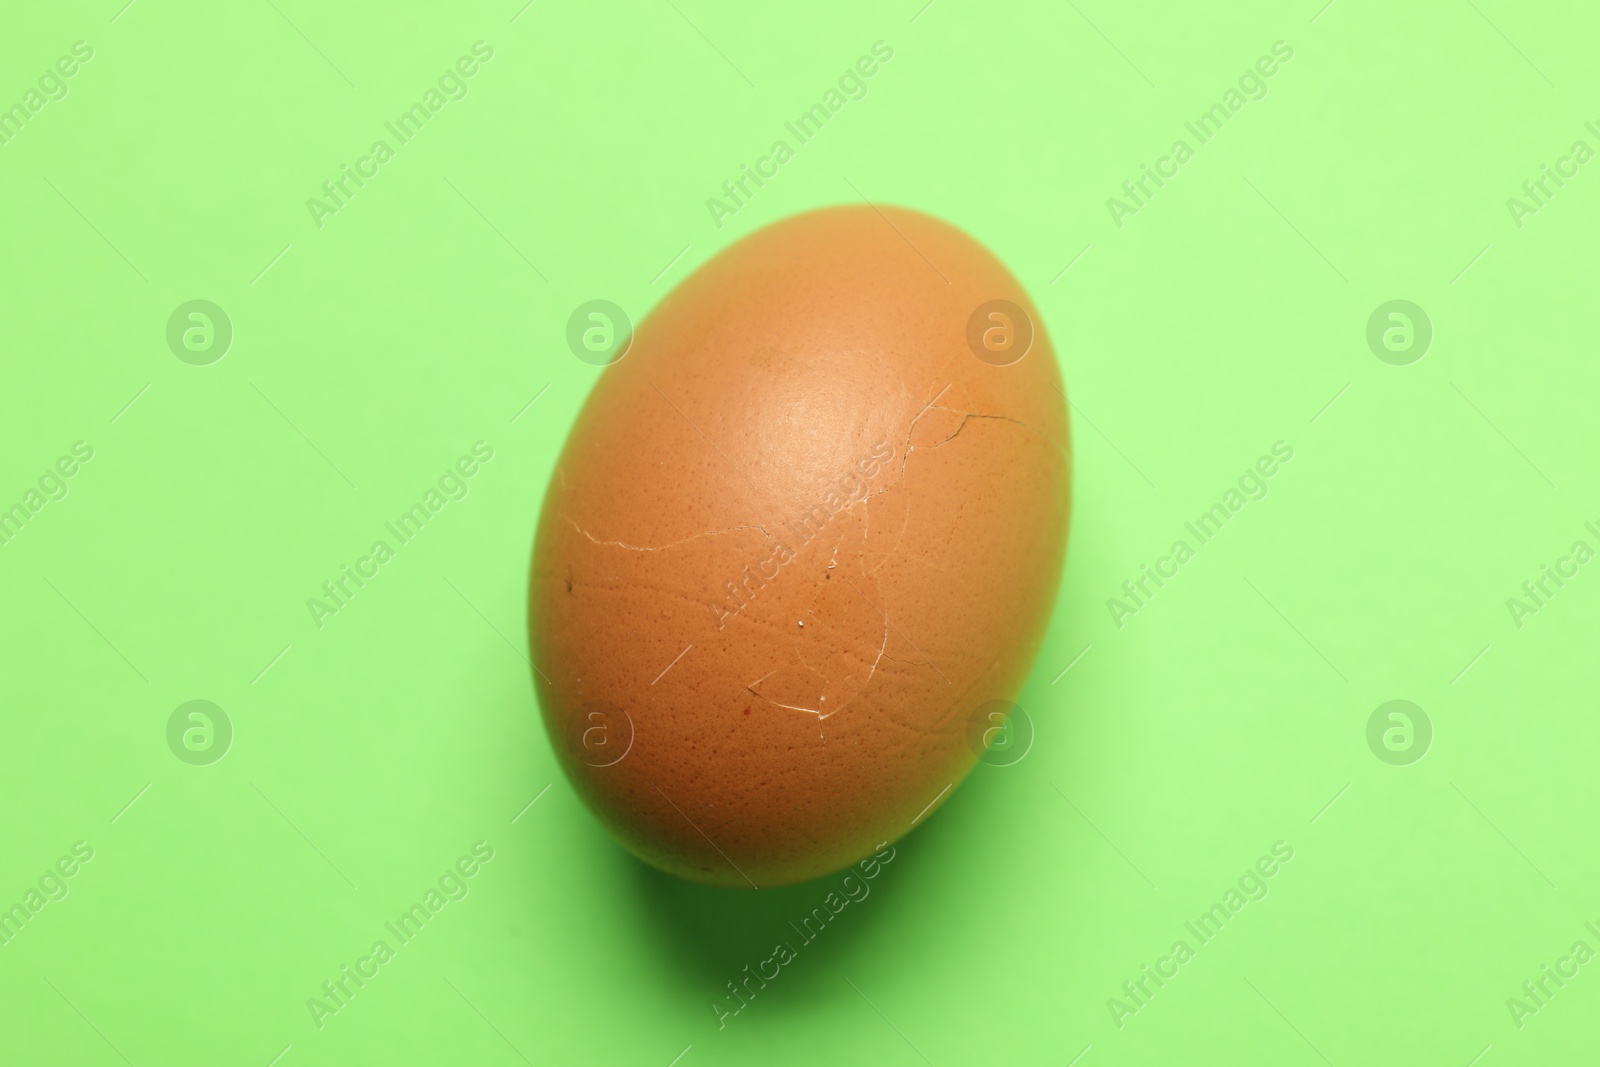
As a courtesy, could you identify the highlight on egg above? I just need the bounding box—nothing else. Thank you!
[528,204,1071,887]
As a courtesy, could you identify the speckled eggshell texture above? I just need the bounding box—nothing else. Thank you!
[528,204,1070,887]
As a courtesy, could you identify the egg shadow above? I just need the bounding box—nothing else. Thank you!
[621,760,1007,1009]
[625,855,869,993]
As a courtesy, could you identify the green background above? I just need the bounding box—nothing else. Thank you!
[2,0,1597,1063]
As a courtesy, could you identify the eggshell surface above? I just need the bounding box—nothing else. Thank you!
[529,205,1070,887]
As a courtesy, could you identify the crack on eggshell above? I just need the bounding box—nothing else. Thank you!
[741,513,894,723]
[746,557,888,722]
[563,514,774,553]
[835,382,955,580]
[861,389,1066,579]
[928,406,1069,458]
[808,548,889,720]
[794,601,888,721]
[735,380,1058,722]
[559,376,1059,738]
[859,416,933,579]
[571,574,732,627]
[744,669,825,716]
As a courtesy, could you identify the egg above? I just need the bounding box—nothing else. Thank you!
[528,204,1070,887]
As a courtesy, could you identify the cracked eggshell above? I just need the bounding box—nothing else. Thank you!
[528,204,1070,888]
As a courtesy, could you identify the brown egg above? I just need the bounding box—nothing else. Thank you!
[528,204,1070,887]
